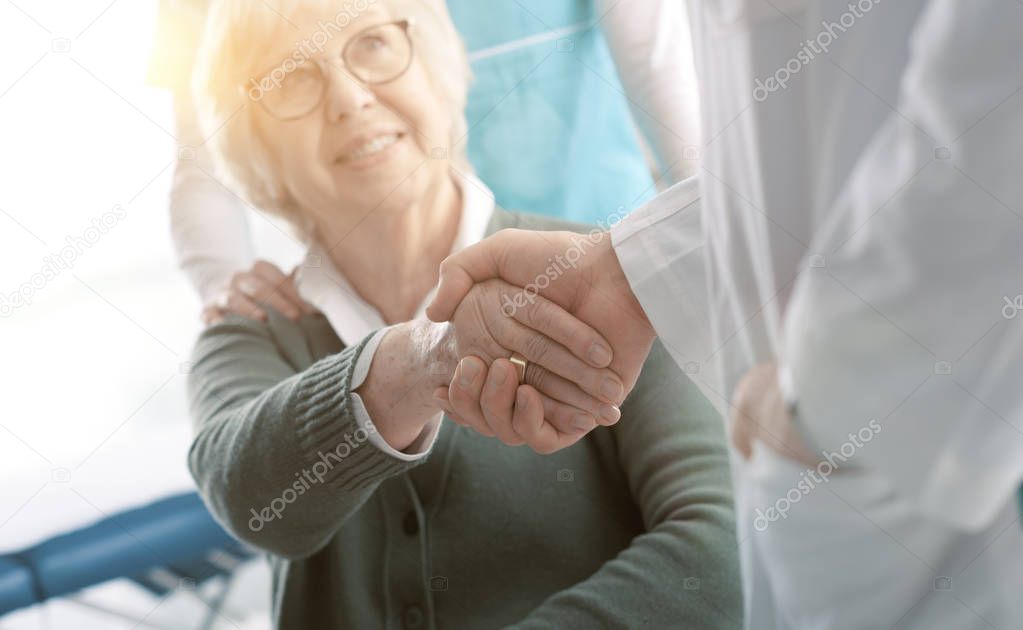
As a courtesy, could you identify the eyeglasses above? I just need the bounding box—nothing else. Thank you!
[250,20,414,121]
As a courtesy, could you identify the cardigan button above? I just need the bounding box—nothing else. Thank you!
[402,510,419,536]
[403,604,425,628]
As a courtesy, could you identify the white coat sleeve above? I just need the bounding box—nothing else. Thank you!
[597,0,702,183]
[150,0,252,301]
[170,96,255,303]
[781,0,1023,530]
[610,177,714,372]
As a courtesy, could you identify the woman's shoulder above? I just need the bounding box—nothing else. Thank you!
[193,309,341,370]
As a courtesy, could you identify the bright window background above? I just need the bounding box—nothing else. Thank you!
[0,2,279,627]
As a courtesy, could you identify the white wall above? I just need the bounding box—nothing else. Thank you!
[0,2,276,627]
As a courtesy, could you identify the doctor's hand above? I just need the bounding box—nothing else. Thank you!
[426,228,657,415]
[434,278,629,452]
[730,363,817,466]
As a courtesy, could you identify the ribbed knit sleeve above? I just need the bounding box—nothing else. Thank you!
[186,313,424,560]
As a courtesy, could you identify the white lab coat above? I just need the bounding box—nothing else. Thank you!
[611,1,1023,628]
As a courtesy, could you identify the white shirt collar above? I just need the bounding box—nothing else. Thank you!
[295,171,496,346]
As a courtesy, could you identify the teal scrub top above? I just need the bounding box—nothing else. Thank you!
[446,0,655,225]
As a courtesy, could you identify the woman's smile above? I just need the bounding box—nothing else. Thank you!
[333,131,408,170]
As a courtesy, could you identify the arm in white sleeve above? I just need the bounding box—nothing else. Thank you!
[782,0,1023,530]
[170,95,255,303]
[598,0,702,183]
[611,177,713,373]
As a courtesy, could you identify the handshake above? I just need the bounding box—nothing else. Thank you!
[424,228,657,453]
[211,228,800,459]
[207,229,657,454]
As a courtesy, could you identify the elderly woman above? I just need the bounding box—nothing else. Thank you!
[187,0,740,628]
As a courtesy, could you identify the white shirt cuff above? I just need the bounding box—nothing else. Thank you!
[610,176,712,369]
[350,327,443,462]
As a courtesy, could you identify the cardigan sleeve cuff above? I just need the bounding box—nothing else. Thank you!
[349,326,443,461]
[290,332,428,492]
